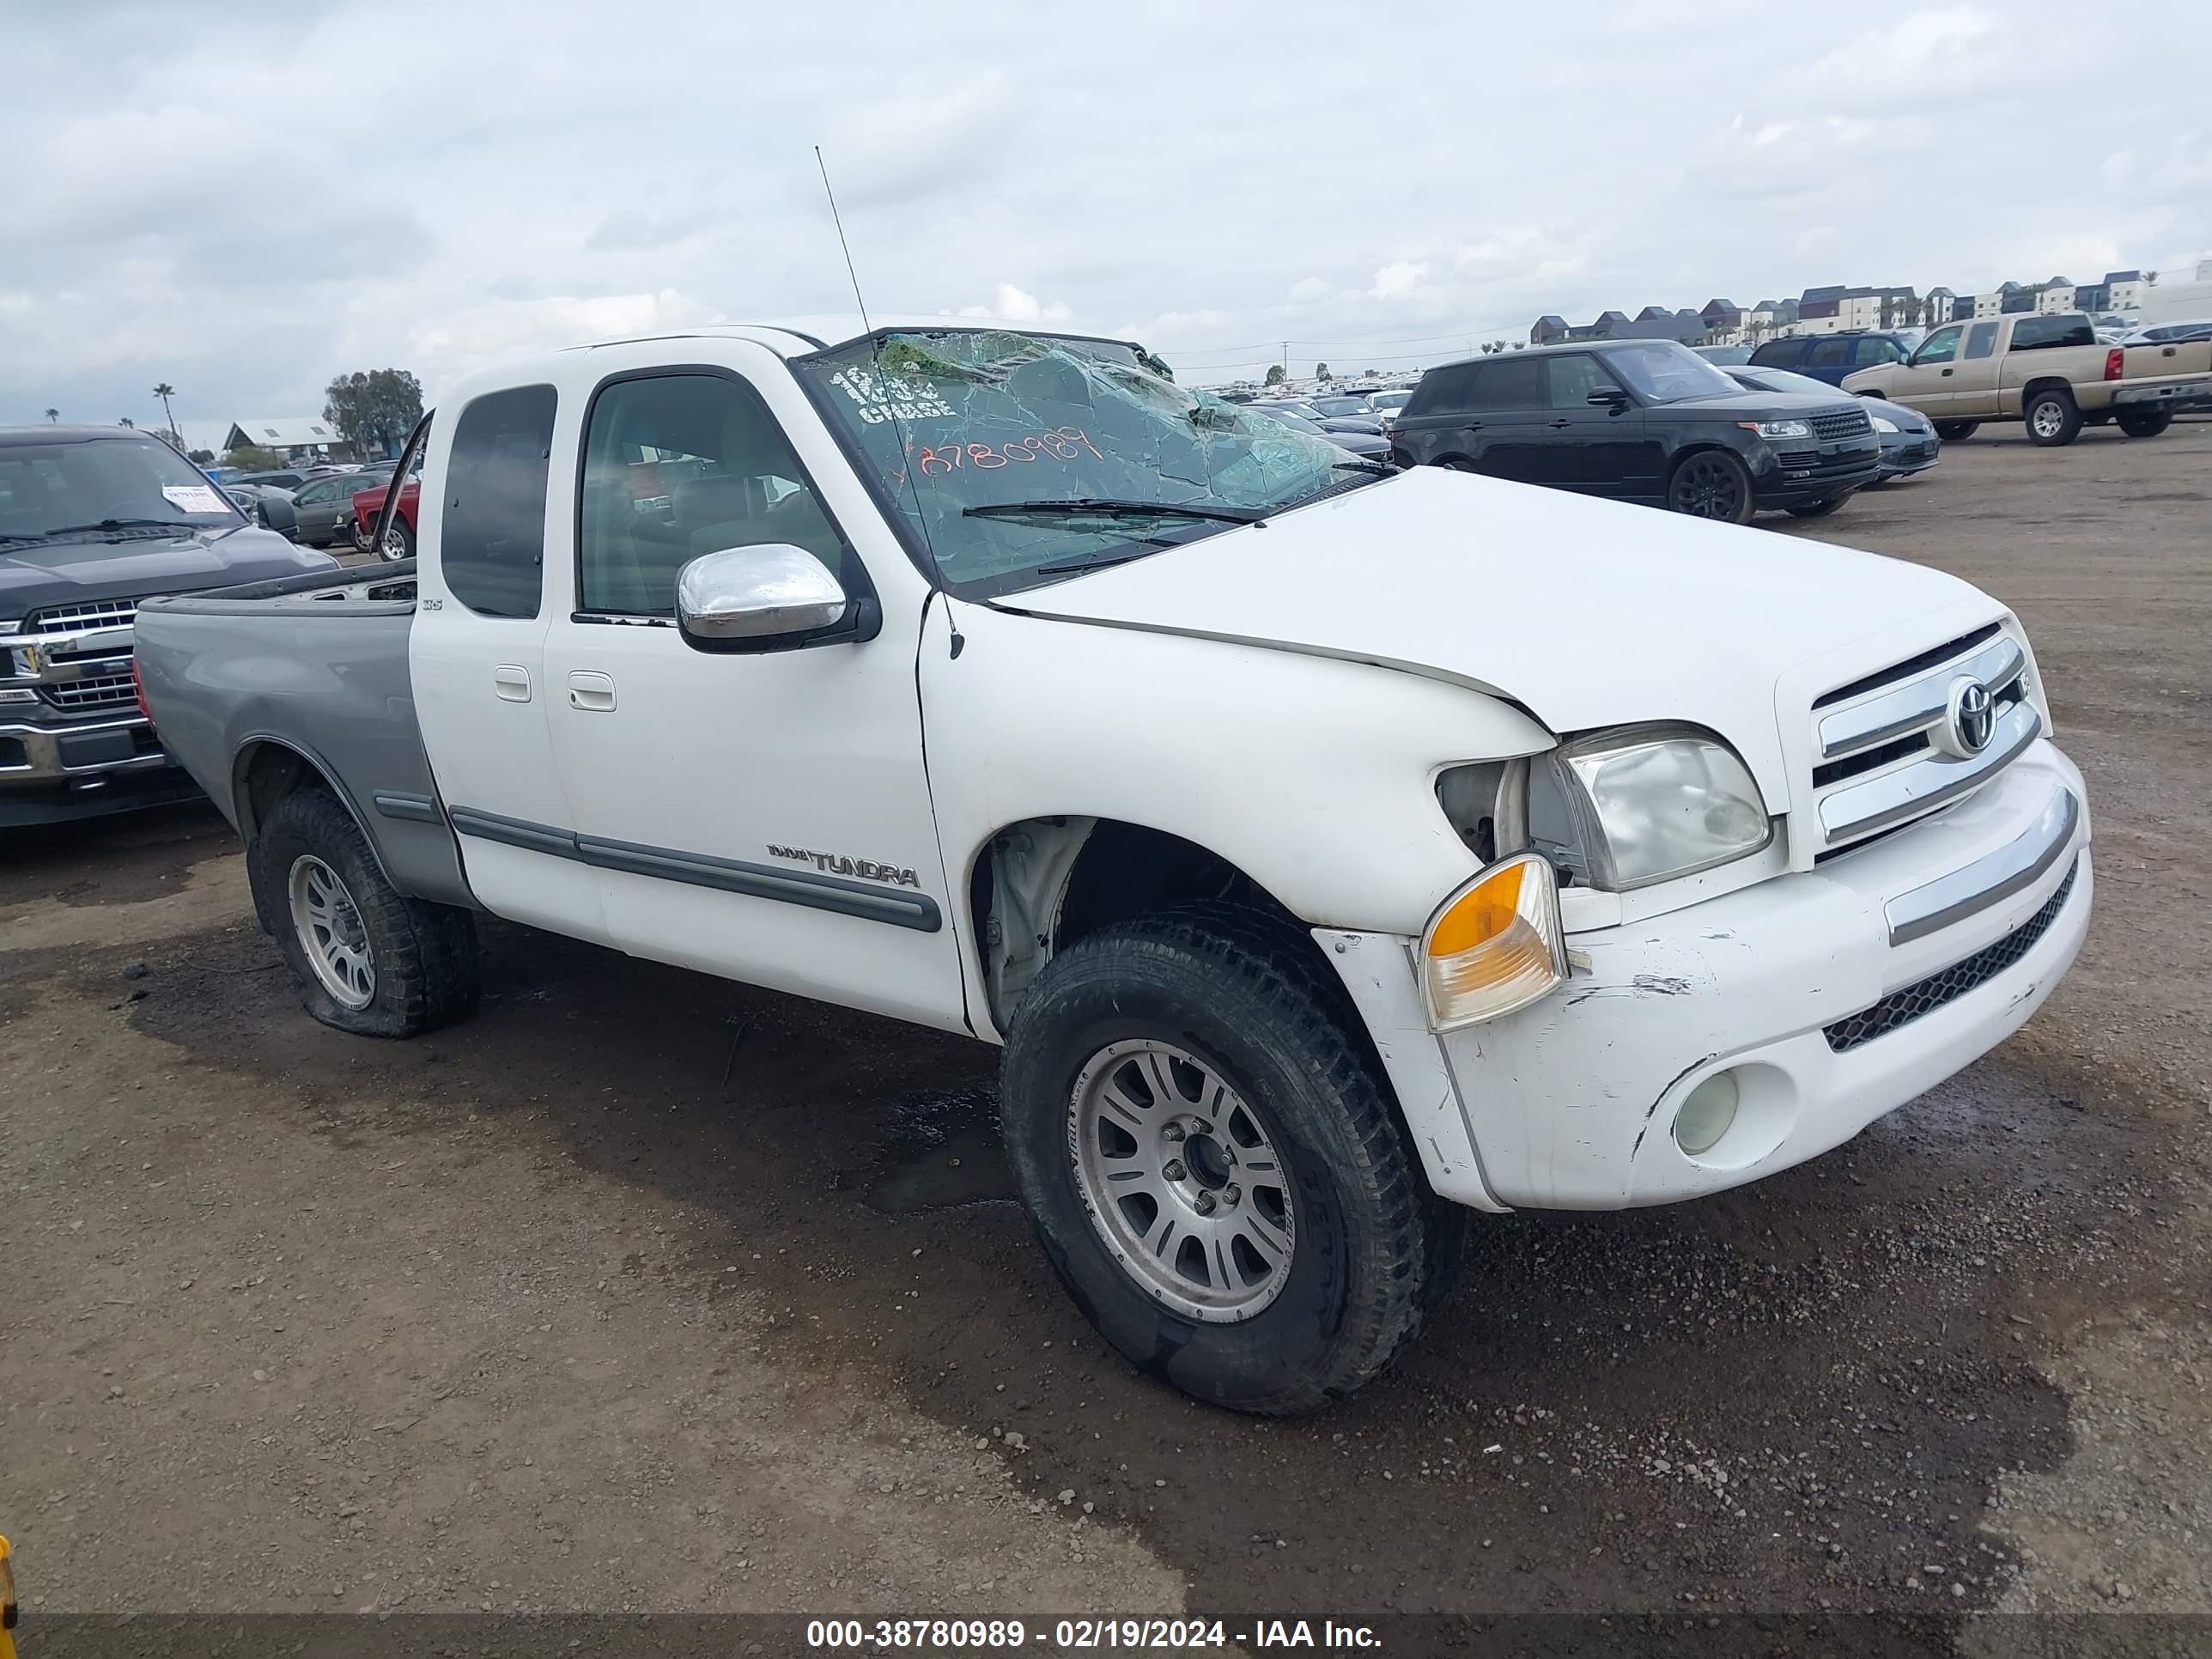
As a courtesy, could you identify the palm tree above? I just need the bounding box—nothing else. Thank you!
[44,408,58,423]
[153,383,177,435]
[119,416,135,428]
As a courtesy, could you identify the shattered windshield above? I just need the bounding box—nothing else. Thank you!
[796,330,1369,594]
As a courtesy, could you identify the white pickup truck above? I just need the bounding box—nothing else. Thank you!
[136,318,2093,1413]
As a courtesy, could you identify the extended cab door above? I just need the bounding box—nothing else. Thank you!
[1946,319,2004,416]
[410,384,615,945]
[536,343,969,1034]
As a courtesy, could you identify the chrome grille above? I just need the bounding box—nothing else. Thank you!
[1808,624,2036,855]
[39,674,139,714]
[25,598,139,634]
[1813,408,1873,441]
[1824,860,2077,1052]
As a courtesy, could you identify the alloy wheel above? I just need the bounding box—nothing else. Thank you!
[1673,456,1743,520]
[288,854,375,1010]
[1069,1039,1296,1322]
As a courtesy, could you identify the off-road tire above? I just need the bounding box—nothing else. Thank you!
[2117,408,2172,439]
[1933,420,1978,441]
[254,787,479,1038]
[1000,903,1466,1415]
[2024,387,2082,447]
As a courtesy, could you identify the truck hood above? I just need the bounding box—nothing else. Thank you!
[0,526,335,623]
[991,466,2000,800]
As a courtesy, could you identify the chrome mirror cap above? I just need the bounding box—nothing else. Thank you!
[676,544,848,643]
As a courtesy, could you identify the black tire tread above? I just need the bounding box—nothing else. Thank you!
[2024,386,2081,447]
[1003,901,1461,1415]
[257,787,478,1038]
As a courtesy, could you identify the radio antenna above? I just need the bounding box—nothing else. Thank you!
[813,147,952,608]
[815,146,875,337]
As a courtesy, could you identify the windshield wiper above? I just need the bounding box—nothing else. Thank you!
[964,498,1267,527]
[1329,459,1397,477]
[40,517,194,538]
[1030,549,1169,578]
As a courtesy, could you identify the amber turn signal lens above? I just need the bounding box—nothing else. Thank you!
[1421,853,1568,1030]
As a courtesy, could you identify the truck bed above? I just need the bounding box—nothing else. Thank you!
[134,560,474,911]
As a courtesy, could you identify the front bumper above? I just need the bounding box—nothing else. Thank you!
[0,711,196,826]
[1749,439,1881,505]
[1320,742,2090,1212]
[1875,433,1940,478]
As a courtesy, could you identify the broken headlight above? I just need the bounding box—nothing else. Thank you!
[1530,724,1771,891]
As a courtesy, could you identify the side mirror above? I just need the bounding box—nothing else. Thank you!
[1587,388,1631,410]
[676,543,862,653]
[258,494,298,535]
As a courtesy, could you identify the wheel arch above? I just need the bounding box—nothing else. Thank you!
[233,736,398,932]
[964,814,1320,1042]
[2020,375,2076,407]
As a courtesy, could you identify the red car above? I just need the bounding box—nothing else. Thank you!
[351,476,420,559]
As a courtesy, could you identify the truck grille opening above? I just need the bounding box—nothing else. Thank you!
[1814,623,2001,709]
[39,674,140,714]
[1812,408,1874,442]
[23,598,141,634]
[1822,860,2078,1054]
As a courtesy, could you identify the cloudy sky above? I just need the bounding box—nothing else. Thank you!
[6,0,2209,437]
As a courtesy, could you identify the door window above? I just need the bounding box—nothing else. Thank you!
[1911,325,1964,365]
[1404,363,1479,416]
[1851,336,1904,367]
[1748,340,1796,367]
[1808,338,1853,369]
[1469,357,1547,410]
[1544,355,1620,409]
[2011,316,2094,351]
[295,479,333,505]
[1964,322,1998,359]
[577,372,848,617]
[442,384,556,621]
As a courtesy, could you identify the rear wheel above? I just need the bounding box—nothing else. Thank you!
[2117,408,2172,439]
[254,787,478,1037]
[1933,420,1978,441]
[2024,388,2082,447]
[1000,905,1464,1415]
[1667,451,1754,524]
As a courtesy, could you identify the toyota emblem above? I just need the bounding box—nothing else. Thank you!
[1942,677,1996,757]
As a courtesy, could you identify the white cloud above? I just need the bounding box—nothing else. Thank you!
[1368,260,1430,301]
[957,283,1073,324]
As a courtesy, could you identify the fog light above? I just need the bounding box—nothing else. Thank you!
[1673,1070,1740,1156]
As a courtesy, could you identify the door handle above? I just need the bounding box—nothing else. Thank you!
[493,665,532,702]
[567,670,617,712]
[1548,418,1572,428]
[1941,368,1954,376]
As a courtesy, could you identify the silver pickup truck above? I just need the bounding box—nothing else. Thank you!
[137,317,2091,1414]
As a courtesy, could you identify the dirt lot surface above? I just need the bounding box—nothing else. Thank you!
[4,422,2208,1638]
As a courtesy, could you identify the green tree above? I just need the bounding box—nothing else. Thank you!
[187,449,215,465]
[222,443,283,471]
[153,382,177,434]
[324,368,425,458]
[44,407,58,423]
[1315,362,1330,381]
[119,416,135,428]
[1262,363,1286,386]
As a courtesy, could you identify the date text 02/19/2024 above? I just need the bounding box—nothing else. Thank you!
[803,1617,1381,1648]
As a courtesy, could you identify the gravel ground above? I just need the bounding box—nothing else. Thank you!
[2,421,2206,1637]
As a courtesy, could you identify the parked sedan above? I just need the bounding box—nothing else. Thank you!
[289,469,392,549]
[1252,406,1392,462]
[220,482,300,538]
[1727,366,1939,484]
[1249,398,1384,437]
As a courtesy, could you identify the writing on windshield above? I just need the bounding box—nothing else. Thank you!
[799,330,1354,595]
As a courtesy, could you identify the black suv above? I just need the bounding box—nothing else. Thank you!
[1389,339,1881,523]
[1747,331,1914,386]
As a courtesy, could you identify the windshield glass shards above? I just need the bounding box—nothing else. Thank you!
[797,330,1374,595]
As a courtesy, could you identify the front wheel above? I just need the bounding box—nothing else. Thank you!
[378,514,416,562]
[1786,495,1850,519]
[2117,408,2172,439]
[2025,388,2082,447]
[1667,451,1755,524]
[1933,420,1978,441]
[1000,906,1464,1415]
[253,787,479,1037]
